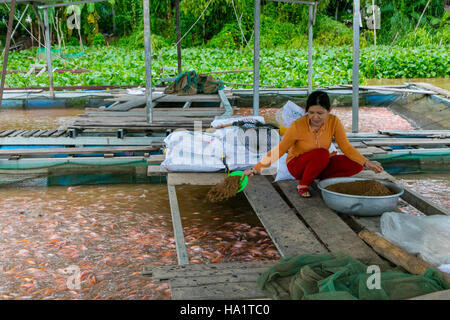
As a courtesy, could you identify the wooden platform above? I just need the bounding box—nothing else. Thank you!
[69,89,235,132]
[142,166,449,300]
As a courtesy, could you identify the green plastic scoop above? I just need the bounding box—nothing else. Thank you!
[228,170,249,193]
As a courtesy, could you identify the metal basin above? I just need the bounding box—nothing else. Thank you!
[317,177,404,216]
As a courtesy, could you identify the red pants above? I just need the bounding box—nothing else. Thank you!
[287,148,363,186]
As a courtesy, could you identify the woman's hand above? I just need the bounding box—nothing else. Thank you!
[364,160,384,174]
[242,167,257,178]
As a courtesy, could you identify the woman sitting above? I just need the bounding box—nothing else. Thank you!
[242,90,383,198]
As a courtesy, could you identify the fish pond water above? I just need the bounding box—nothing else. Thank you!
[0,87,448,299]
[0,183,279,300]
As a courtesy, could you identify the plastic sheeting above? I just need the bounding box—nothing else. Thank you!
[381,211,450,267]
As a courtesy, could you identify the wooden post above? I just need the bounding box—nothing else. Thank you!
[175,0,182,74]
[43,8,55,98]
[167,185,189,265]
[143,0,153,123]
[372,0,377,77]
[0,0,17,109]
[307,4,313,94]
[352,0,360,133]
[253,0,261,116]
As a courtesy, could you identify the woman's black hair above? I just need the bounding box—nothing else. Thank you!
[306,90,330,111]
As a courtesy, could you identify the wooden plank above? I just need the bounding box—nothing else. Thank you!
[0,130,16,137]
[340,84,435,95]
[70,121,211,128]
[182,101,191,109]
[147,165,168,176]
[276,179,385,265]
[364,138,450,146]
[9,129,26,137]
[401,186,449,216]
[148,154,165,164]
[217,89,233,117]
[170,273,262,288]
[106,96,146,111]
[167,172,227,186]
[410,289,450,300]
[32,129,48,137]
[363,146,388,154]
[167,185,189,265]
[243,175,327,257]
[40,129,58,137]
[0,146,157,156]
[170,281,265,300]
[411,82,450,98]
[349,141,366,148]
[354,148,373,157]
[378,130,450,137]
[21,129,39,137]
[143,261,276,278]
[50,130,67,137]
[85,110,226,117]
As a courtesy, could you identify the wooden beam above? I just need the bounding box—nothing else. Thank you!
[0,146,157,157]
[167,172,227,186]
[167,185,189,265]
[243,175,327,257]
[276,179,386,265]
[143,260,275,280]
[401,187,449,216]
[364,138,450,146]
[359,229,450,285]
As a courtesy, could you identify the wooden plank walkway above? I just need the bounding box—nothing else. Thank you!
[143,261,276,300]
[243,175,327,257]
[142,167,449,300]
[70,90,235,132]
[276,179,386,266]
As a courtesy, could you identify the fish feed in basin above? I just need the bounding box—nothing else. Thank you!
[317,177,404,216]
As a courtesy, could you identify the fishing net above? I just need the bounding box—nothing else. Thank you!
[371,151,450,174]
[164,70,225,95]
[257,253,450,300]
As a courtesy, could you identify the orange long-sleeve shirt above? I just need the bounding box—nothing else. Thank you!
[253,114,367,173]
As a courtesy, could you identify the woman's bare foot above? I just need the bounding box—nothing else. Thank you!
[297,184,311,198]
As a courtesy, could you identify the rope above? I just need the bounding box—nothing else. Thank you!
[169,0,213,51]
[231,0,249,47]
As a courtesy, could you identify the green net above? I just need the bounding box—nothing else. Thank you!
[371,151,450,174]
[0,161,165,187]
[257,253,450,300]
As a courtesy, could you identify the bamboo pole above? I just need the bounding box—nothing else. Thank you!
[307,4,313,94]
[415,0,432,32]
[352,0,360,133]
[359,229,450,285]
[0,0,17,109]
[175,0,182,74]
[253,0,261,116]
[43,8,55,98]
[372,0,377,77]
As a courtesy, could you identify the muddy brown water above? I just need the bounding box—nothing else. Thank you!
[366,77,450,91]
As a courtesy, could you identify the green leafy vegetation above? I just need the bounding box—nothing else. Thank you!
[1,0,448,89]
[4,44,449,88]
